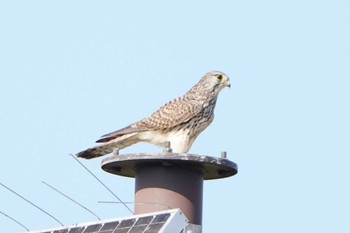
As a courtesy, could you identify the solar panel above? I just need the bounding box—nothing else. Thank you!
[28,209,188,233]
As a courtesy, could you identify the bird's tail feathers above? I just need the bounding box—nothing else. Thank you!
[76,133,138,159]
[98,126,146,142]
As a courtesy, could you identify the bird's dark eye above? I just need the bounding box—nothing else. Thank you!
[216,74,223,80]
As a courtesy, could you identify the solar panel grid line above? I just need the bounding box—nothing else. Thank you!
[53,230,69,233]
[125,216,153,233]
[117,218,137,229]
[151,214,170,224]
[114,213,171,233]
[143,223,165,233]
[123,216,153,232]
[113,228,130,233]
[100,221,120,231]
[26,209,187,233]
[135,216,153,225]
[99,230,114,233]
[128,225,148,233]
[67,226,85,233]
[84,224,103,232]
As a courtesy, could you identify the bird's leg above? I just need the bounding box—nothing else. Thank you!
[113,148,120,156]
[163,141,172,153]
[221,151,227,159]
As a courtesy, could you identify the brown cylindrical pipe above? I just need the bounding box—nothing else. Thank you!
[134,164,203,225]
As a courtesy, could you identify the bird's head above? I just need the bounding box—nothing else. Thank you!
[195,71,230,95]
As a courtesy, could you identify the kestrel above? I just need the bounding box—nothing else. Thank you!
[76,71,230,159]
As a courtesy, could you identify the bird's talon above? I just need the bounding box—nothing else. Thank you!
[113,148,120,155]
[163,141,172,153]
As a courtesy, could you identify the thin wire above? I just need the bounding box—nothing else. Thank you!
[69,154,134,214]
[98,201,171,210]
[42,181,100,220]
[0,210,29,232]
[0,182,64,226]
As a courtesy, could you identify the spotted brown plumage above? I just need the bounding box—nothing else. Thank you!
[76,71,230,159]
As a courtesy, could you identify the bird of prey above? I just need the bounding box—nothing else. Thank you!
[76,71,230,159]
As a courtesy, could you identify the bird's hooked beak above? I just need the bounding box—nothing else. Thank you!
[225,78,231,88]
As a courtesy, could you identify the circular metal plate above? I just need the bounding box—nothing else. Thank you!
[101,153,238,180]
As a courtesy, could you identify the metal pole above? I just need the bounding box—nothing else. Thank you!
[134,164,203,225]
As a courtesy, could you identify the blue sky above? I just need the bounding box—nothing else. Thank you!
[0,1,349,232]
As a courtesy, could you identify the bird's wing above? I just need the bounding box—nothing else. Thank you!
[97,96,202,143]
[134,97,203,129]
